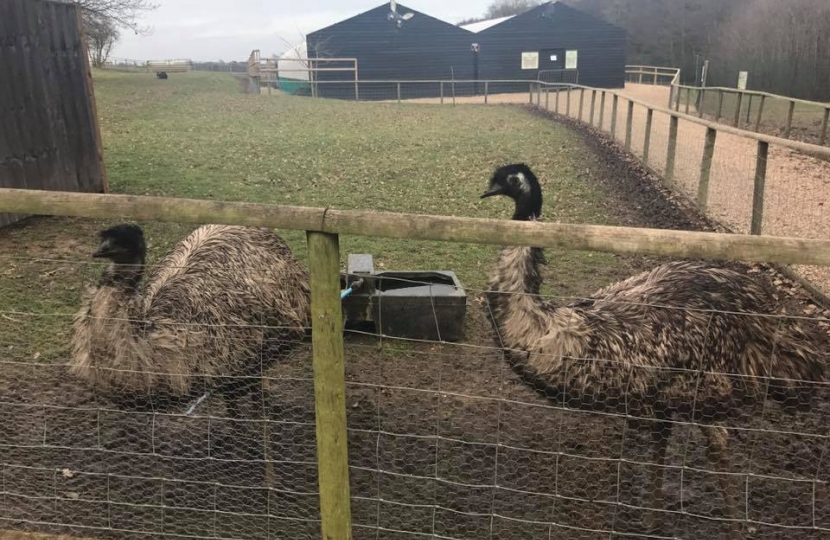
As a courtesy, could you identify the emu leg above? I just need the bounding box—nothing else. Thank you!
[644,420,672,533]
[702,426,741,540]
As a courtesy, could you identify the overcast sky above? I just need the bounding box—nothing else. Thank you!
[112,1,488,62]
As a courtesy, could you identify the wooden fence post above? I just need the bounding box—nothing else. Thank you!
[675,89,681,112]
[821,108,830,146]
[666,115,679,184]
[684,88,691,114]
[555,88,561,113]
[440,82,444,105]
[643,108,654,164]
[716,90,724,122]
[599,92,606,129]
[624,100,634,151]
[733,92,743,127]
[397,82,401,103]
[485,81,489,105]
[638,69,643,84]
[754,95,766,133]
[529,82,534,104]
[610,94,619,138]
[698,89,706,119]
[566,88,572,117]
[784,100,795,139]
[751,141,769,235]
[698,127,717,210]
[543,86,548,110]
[537,83,542,106]
[653,67,658,85]
[578,88,585,121]
[746,94,753,125]
[589,90,597,126]
[306,231,353,540]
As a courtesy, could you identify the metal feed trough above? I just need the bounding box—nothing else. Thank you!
[340,254,467,342]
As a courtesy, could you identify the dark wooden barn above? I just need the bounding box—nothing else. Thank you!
[307,3,477,100]
[475,2,626,89]
[306,1,625,100]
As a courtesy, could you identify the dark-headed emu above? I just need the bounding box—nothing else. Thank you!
[481,163,823,538]
[70,224,310,417]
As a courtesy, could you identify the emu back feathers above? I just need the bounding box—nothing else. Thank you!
[70,225,310,397]
[488,248,824,418]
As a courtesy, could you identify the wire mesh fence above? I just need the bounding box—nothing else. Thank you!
[1,246,829,540]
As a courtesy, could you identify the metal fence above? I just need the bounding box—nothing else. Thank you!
[0,189,829,540]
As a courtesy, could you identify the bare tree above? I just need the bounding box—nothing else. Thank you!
[85,14,119,67]
[70,0,158,33]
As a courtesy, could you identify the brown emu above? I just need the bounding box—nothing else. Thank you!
[481,163,823,538]
[70,224,310,417]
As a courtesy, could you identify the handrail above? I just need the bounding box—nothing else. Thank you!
[673,83,830,109]
[540,82,830,158]
[0,188,829,266]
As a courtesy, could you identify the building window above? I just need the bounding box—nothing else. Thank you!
[521,52,539,70]
[565,50,578,70]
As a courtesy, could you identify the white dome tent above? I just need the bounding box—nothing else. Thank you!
[277,42,311,95]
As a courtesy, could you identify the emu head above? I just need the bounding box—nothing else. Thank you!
[481,163,543,221]
[94,224,147,267]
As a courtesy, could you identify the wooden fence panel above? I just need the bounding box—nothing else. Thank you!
[0,0,106,227]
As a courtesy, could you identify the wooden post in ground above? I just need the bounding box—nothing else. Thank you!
[698,89,706,119]
[733,92,743,127]
[643,108,654,164]
[624,100,634,151]
[529,82,533,104]
[746,94,753,125]
[589,90,597,126]
[307,231,353,540]
[716,90,724,122]
[821,108,830,146]
[566,88,572,117]
[397,82,401,103]
[784,100,795,139]
[653,67,658,85]
[754,96,766,133]
[485,81,490,105]
[599,92,606,128]
[751,142,769,235]
[684,88,691,114]
[666,115,679,184]
[555,88,561,113]
[440,82,444,105]
[698,127,717,210]
[610,94,619,138]
[578,88,585,121]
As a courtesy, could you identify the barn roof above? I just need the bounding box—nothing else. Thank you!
[459,15,515,33]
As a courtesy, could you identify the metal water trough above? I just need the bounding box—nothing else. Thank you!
[341,254,467,342]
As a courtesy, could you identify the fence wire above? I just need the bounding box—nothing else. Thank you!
[1,253,829,540]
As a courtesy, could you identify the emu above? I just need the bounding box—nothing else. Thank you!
[70,224,310,417]
[481,163,823,538]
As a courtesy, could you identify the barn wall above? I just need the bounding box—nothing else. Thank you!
[478,3,626,89]
[0,0,107,227]
[308,4,478,100]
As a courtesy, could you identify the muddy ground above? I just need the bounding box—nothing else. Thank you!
[1,112,829,540]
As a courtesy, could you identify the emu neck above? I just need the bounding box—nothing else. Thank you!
[100,261,145,292]
[488,245,550,350]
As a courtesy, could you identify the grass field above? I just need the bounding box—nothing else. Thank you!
[0,70,631,361]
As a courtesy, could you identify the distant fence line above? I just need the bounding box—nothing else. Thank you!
[0,0,108,228]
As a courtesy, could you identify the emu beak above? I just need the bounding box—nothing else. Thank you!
[480,187,504,199]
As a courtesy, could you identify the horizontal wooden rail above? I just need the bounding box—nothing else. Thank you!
[1,188,829,266]
[673,83,830,109]
[540,82,830,159]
